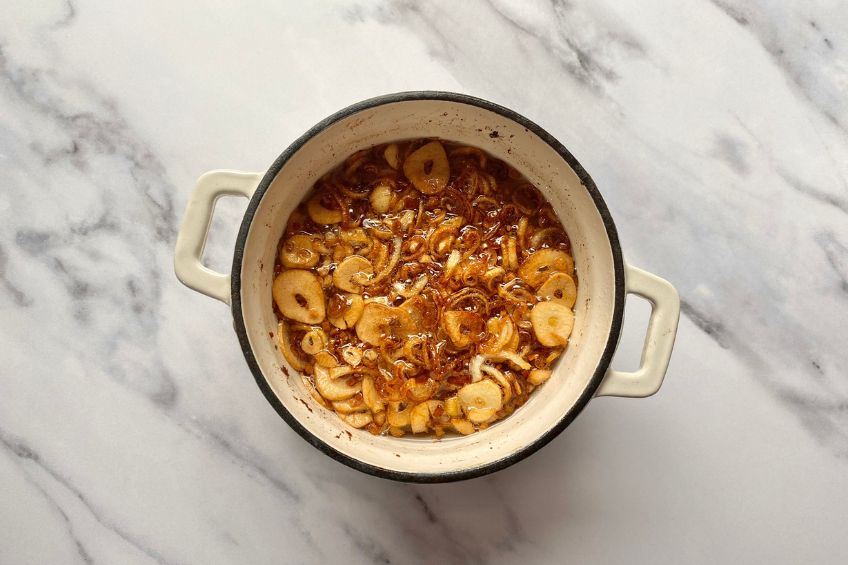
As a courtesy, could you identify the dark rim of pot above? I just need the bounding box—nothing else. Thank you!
[231,91,625,483]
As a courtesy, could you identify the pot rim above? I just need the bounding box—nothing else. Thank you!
[231,91,626,483]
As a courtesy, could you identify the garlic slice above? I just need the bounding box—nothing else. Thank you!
[481,364,513,404]
[387,401,412,428]
[341,345,363,367]
[277,322,307,371]
[340,227,369,243]
[537,272,577,307]
[451,418,475,435]
[528,369,552,385]
[300,328,328,355]
[403,378,437,403]
[370,183,393,213]
[355,302,413,346]
[332,395,368,414]
[327,292,365,329]
[458,380,502,424]
[362,348,379,365]
[307,193,343,224]
[302,374,329,408]
[485,351,532,371]
[374,411,386,426]
[399,210,416,232]
[383,143,399,169]
[314,365,360,401]
[361,375,384,413]
[445,396,461,418]
[340,412,372,428]
[530,300,575,347]
[273,270,326,324]
[427,400,446,419]
[470,350,530,383]
[313,350,339,368]
[410,402,431,433]
[501,236,518,271]
[333,256,373,293]
[444,249,461,279]
[280,234,320,268]
[481,315,514,353]
[403,141,450,194]
[517,217,529,252]
[470,355,485,383]
[518,248,574,288]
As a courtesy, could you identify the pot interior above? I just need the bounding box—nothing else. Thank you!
[235,96,621,478]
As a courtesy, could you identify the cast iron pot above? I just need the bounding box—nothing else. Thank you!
[174,92,680,482]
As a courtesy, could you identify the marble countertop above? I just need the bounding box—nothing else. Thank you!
[2,1,847,563]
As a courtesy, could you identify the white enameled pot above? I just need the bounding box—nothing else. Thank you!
[174,92,680,482]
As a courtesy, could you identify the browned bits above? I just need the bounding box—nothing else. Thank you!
[271,139,577,438]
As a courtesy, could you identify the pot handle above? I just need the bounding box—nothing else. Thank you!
[174,170,263,305]
[595,264,680,398]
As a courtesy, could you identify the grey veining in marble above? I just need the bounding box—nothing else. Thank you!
[1,1,847,564]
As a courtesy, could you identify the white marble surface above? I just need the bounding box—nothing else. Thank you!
[2,0,847,563]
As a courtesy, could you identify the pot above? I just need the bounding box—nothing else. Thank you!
[174,92,680,482]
